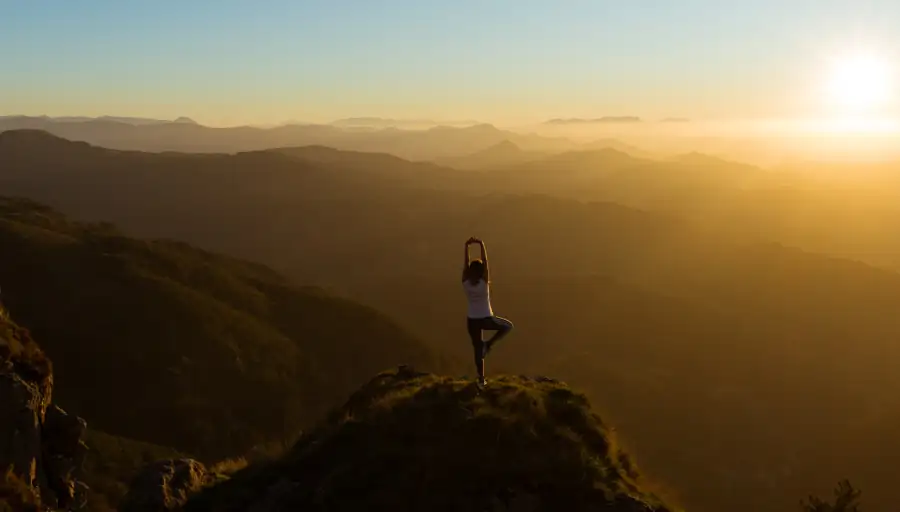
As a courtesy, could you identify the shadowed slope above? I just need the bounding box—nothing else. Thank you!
[0,197,444,459]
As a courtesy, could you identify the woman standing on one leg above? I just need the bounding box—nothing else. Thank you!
[462,237,513,389]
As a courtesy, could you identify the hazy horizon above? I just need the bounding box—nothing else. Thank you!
[7,113,900,166]
[6,112,900,139]
[5,0,900,128]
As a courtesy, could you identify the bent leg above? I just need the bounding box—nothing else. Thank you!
[484,316,513,354]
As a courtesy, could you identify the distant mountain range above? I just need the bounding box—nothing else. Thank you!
[544,116,643,125]
[544,117,692,125]
[0,115,670,163]
[0,115,581,160]
[433,140,548,169]
[0,115,197,126]
[329,117,481,129]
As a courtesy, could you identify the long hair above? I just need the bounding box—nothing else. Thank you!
[466,259,485,282]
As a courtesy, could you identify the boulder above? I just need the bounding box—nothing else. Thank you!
[120,458,213,512]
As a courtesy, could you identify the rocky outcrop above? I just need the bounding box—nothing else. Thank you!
[180,366,674,512]
[119,459,214,512]
[0,314,88,510]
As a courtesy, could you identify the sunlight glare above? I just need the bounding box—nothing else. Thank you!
[824,53,893,114]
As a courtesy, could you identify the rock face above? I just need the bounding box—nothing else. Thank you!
[119,458,214,512]
[181,366,675,512]
[42,405,89,509]
[0,313,88,510]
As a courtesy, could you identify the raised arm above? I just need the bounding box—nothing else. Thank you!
[478,240,490,282]
[463,237,476,280]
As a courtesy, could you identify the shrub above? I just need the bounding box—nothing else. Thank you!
[802,480,862,512]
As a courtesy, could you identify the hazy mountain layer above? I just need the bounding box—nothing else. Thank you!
[0,196,443,459]
[3,131,900,510]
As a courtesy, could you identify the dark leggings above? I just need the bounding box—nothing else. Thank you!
[467,316,514,379]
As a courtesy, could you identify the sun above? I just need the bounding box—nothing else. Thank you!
[824,53,893,113]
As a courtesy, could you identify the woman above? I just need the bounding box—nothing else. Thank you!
[462,237,513,389]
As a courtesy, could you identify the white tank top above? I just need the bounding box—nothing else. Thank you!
[463,278,493,318]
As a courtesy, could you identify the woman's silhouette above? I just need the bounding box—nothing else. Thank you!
[462,237,513,389]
